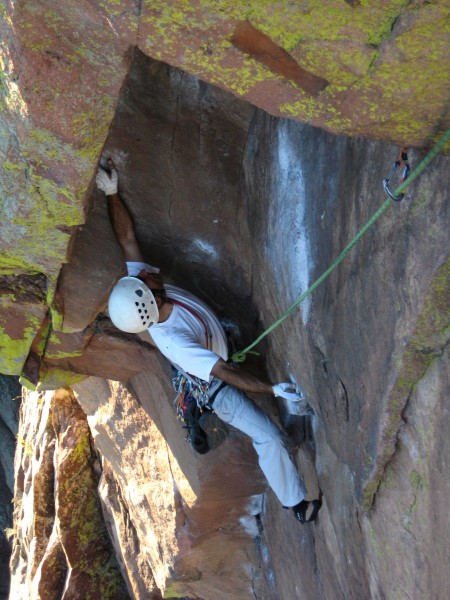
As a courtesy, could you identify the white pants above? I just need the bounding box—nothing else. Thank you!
[212,385,306,507]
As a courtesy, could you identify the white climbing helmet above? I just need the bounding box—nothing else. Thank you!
[108,277,159,333]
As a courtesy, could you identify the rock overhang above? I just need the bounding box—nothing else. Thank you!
[1,0,449,381]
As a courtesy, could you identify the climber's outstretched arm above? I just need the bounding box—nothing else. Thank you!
[211,358,310,405]
[211,358,274,395]
[96,160,143,262]
[106,192,143,262]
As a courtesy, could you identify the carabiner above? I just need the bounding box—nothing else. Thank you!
[383,147,410,201]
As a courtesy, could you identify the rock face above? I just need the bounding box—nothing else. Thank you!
[76,375,269,599]
[10,387,129,599]
[6,47,449,599]
[1,4,449,600]
[138,0,450,146]
[1,0,449,378]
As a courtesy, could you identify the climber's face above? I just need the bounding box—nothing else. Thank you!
[137,269,163,289]
[137,270,166,309]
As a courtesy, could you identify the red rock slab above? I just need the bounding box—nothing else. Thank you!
[232,21,329,97]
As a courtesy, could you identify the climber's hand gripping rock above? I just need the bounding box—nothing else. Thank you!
[96,159,118,196]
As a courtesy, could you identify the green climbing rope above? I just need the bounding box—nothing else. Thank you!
[232,128,450,363]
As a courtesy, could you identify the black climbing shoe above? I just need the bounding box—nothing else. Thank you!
[292,499,322,524]
[198,412,228,450]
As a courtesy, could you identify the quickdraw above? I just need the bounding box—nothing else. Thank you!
[173,372,210,417]
[383,147,410,201]
[172,371,212,454]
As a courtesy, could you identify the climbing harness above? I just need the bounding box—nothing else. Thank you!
[169,297,228,452]
[173,370,210,452]
[172,371,228,453]
[170,301,213,450]
[383,147,410,201]
[173,370,212,453]
[232,128,450,364]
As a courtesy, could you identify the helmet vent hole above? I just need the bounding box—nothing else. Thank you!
[135,302,139,306]
[135,289,143,297]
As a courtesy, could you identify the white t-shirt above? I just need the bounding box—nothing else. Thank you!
[126,262,228,381]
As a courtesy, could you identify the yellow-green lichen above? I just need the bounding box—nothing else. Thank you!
[280,97,322,122]
[163,583,186,599]
[51,396,127,596]
[36,366,87,390]
[0,150,85,285]
[410,469,425,492]
[100,0,124,11]
[402,467,429,525]
[48,340,80,359]
[17,434,33,457]
[71,104,116,164]
[19,373,39,391]
[138,0,449,145]
[367,525,383,559]
[0,322,41,375]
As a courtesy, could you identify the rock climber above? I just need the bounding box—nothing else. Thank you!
[96,159,322,524]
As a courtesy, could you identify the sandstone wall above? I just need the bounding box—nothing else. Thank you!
[1,0,449,382]
[8,49,449,598]
[1,2,449,599]
[10,387,130,599]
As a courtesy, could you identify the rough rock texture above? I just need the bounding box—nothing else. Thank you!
[6,48,449,599]
[240,115,450,600]
[75,375,269,599]
[0,274,49,377]
[138,0,449,145]
[1,4,449,599]
[361,349,450,599]
[0,0,136,372]
[9,388,129,599]
[138,0,450,145]
[0,375,21,600]
[1,0,449,378]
